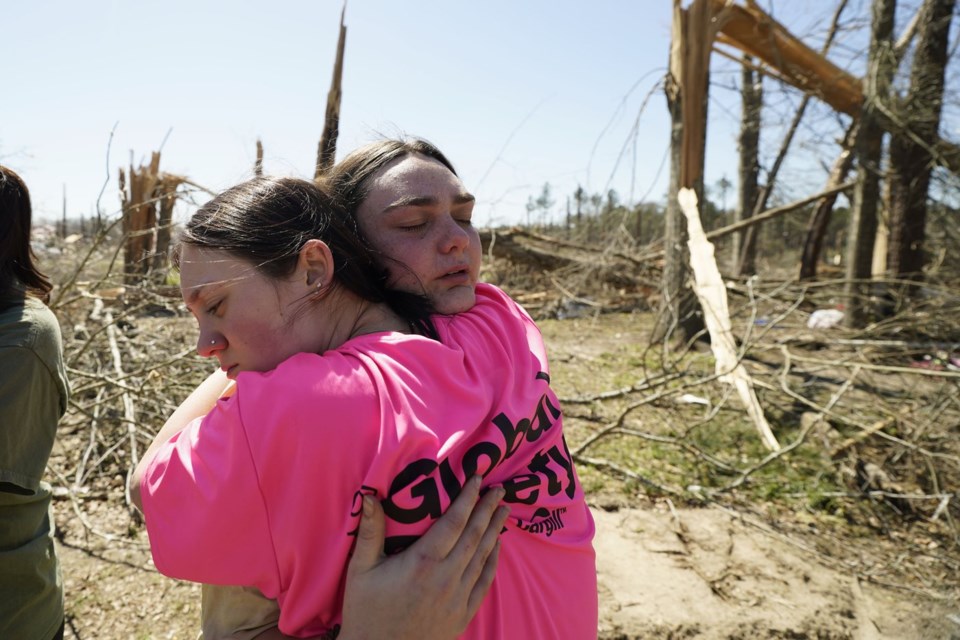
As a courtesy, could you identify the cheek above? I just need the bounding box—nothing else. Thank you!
[377,236,432,285]
[467,231,483,276]
[371,231,408,264]
[387,259,429,291]
[239,322,294,370]
[230,309,286,349]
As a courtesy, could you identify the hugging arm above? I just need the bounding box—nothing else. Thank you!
[134,372,506,639]
[254,476,507,640]
[130,369,231,511]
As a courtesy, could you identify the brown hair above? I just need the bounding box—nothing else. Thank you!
[0,166,53,304]
[174,176,436,336]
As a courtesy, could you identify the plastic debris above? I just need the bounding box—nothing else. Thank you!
[807,308,844,329]
[676,393,710,406]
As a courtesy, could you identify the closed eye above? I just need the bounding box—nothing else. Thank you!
[206,300,223,315]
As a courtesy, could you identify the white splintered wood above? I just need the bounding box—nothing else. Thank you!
[678,188,780,451]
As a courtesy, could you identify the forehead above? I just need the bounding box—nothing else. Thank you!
[178,245,258,300]
[360,154,466,212]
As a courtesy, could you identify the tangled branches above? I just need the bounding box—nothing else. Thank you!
[557,273,960,601]
[44,220,209,546]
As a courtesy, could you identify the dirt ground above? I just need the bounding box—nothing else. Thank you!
[592,503,957,639]
[51,306,960,640]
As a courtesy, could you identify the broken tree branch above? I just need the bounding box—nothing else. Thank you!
[679,187,780,450]
[316,2,347,178]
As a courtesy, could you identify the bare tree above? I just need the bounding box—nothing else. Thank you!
[733,55,761,272]
[886,0,955,287]
[651,68,691,345]
[798,123,857,280]
[843,0,896,328]
[735,0,850,277]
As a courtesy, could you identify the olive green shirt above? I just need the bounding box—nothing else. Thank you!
[0,296,68,640]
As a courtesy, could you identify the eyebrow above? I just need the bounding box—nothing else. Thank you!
[183,282,221,307]
[381,192,476,214]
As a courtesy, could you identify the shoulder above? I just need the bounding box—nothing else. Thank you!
[0,297,62,349]
[231,340,432,417]
[223,342,433,462]
[432,283,549,374]
[439,283,541,343]
[458,282,533,325]
[474,282,528,315]
[0,297,67,396]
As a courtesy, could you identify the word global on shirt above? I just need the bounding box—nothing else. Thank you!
[348,372,580,554]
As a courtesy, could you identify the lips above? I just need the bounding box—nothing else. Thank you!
[439,266,470,284]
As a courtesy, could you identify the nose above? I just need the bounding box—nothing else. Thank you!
[438,216,470,254]
[196,328,223,358]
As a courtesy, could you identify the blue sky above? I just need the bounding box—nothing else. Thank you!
[2,1,877,226]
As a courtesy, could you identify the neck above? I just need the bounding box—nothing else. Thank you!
[322,288,410,350]
[349,300,410,339]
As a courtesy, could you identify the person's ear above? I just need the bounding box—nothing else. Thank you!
[299,239,335,293]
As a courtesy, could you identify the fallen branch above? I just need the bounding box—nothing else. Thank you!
[784,349,960,379]
[830,413,901,458]
[105,311,139,519]
[560,372,683,405]
[571,371,723,457]
[572,453,682,495]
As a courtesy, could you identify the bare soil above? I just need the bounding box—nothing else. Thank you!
[51,304,960,639]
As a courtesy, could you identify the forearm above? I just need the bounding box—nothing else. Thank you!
[130,369,232,510]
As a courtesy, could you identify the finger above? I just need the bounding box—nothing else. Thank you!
[447,485,505,567]
[466,538,501,618]
[460,503,509,589]
[412,475,482,559]
[349,495,387,573]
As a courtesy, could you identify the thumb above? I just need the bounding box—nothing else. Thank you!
[350,495,387,572]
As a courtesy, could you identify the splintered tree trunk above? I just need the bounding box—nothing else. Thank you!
[886,0,955,286]
[255,139,264,177]
[651,77,689,345]
[315,5,347,178]
[651,0,708,346]
[121,152,184,281]
[799,123,857,280]
[733,56,761,272]
[120,152,162,285]
[844,0,896,328]
[151,175,185,274]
